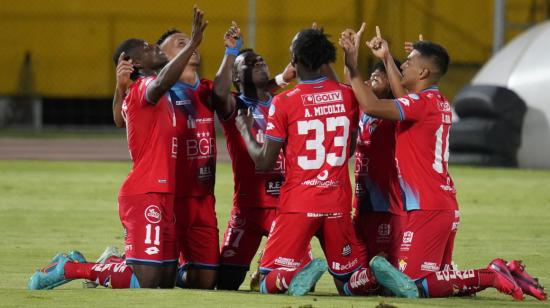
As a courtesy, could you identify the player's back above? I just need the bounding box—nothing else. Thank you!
[266,77,358,214]
[393,87,458,211]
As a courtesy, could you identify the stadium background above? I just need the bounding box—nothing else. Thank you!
[1,0,549,128]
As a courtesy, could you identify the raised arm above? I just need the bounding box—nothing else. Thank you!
[342,22,366,85]
[146,6,208,103]
[367,27,407,98]
[213,21,241,120]
[340,31,401,121]
[112,52,134,128]
[235,108,282,171]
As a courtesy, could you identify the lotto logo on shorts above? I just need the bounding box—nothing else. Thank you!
[341,244,352,257]
[144,205,162,224]
[301,90,343,106]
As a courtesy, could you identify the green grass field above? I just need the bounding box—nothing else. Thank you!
[0,160,549,307]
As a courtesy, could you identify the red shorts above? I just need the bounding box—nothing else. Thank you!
[219,207,277,269]
[354,212,407,267]
[174,195,219,269]
[118,193,177,266]
[397,210,460,280]
[260,212,367,281]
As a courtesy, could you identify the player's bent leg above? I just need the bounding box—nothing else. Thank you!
[180,268,217,289]
[217,265,249,290]
[415,258,524,300]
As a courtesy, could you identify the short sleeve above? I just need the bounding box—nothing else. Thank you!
[393,93,426,122]
[265,96,287,143]
[135,76,156,106]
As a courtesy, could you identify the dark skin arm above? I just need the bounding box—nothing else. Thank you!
[146,6,208,103]
[235,108,283,171]
[213,22,240,120]
[340,30,401,121]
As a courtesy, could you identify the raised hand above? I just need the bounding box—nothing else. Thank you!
[339,31,358,70]
[366,26,390,59]
[404,34,423,54]
[224,21,242,49]
[116,52,133,88]
[190,5,208,48]
[235,107,254,136]
[281,62,296,83]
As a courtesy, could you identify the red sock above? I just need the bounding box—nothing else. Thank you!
[64,261,135,288]
[260,268,299,294]
[421,269,494,297]
[343,268,379,295]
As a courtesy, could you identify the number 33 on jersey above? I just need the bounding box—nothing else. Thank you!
[265,77,359,214]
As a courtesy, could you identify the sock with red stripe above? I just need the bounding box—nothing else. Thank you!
[259,268,299,294]
[419,269,494,297]
[342,268,380,295]
[64,261,139,288]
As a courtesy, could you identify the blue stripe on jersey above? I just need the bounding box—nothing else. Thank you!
[420,86,439,92]
[393,99,405,121]
[398,178,420,210]
[265,135,285,143]
[168,81,199,118]
[299,76,328,84]
[363,177,391,212]
[238,94,272,107]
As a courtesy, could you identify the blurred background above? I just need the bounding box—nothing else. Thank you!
[1,0,549,167]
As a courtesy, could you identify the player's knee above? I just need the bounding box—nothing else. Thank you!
[217,265,248,290]
[187,268,218,289]
[131,264,163,288]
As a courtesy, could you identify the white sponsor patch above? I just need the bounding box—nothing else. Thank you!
[301,90,343,106]
[268,104,276,116]
[398,97,410,106]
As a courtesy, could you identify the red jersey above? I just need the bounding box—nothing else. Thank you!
[221,94,285,209]
[168,78,216,197]
[119,76,178,196]
[266,77,359,214]
[393,86,458,211]
[354,114,404,216]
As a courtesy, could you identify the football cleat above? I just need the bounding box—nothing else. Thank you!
[488,258,524,300]
[288,258,327,296]
[369,256,418,298]
[507,260,547,301]
[83,246,122,288]
[28,253,71,290]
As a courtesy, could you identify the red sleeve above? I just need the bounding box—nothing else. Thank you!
[265,95,287,143]
[137,76,157,106]
[393,93,427,122]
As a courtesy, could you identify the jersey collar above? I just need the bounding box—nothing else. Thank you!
[299,76,328,84]
[420,85,439,93]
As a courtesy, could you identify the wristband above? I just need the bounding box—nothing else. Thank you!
[225,47,239,56]
[275,73,289,87]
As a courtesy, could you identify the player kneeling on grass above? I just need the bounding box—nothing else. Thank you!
[235,28,418,297]
[28,6,208,290]
[339,25,546,302]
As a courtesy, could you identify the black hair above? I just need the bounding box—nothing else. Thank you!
[112,38,144,81]
[372,59,402,74]
[292,28,336,71]
[157,28,182,46]
[412,41,449,76]
[238,48,253,56]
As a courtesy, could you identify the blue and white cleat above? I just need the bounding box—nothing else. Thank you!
[288,258,327,296]
[369,256,419,298]
[28,253,72,290]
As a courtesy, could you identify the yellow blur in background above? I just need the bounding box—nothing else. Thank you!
[1,0,548,99]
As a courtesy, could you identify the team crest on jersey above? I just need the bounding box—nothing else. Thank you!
[301,90,343,106]
[144,205,162,224]
[398,258,408,271]
[402,231,414,244]
[408,93,420,100]
[268,104,276,116]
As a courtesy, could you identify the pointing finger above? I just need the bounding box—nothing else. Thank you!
[419,34,424,41]
[376,26,381,39]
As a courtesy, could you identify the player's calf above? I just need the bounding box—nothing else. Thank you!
[217,265,248,290]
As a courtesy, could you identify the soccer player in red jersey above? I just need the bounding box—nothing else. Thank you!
[340,26,546,301]
[212,25,312,290]
[235,28,418,297]
[28,6,208,290]
[353,59,407,268]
